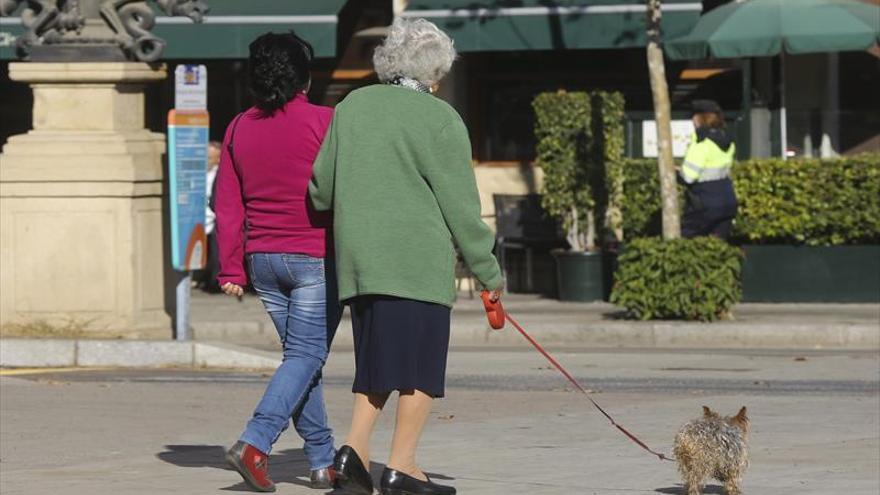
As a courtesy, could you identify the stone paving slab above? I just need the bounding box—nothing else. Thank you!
[0,339,76,368]
[0,340,278,369]
[76,340,193,368]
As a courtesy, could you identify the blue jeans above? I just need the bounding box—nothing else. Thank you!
[239,253,341,470]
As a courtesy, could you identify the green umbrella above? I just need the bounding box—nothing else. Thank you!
[666,0,880,60]
[666,0,879,158]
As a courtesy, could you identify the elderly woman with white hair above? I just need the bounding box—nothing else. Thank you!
[309,17,503,495]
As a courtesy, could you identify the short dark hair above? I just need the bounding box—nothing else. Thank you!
[248,32,314,115]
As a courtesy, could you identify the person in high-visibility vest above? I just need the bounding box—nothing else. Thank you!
[679,99,738,239]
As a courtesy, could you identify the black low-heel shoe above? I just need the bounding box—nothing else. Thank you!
[380,468,456,495]
[333,445,374,495]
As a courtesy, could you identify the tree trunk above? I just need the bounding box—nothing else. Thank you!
[646,0,681,239]
[606,173,624,242]
[585,209,596,252]
[568,205,584,252]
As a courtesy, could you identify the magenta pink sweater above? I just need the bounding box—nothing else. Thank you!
[215,94,333,286]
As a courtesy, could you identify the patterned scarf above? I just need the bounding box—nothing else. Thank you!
[388,76,431,94]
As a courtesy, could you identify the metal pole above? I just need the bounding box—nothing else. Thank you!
[740,58,752,159]
[822,52,839,158]
[175,272,191,341]
[780,51,788,160]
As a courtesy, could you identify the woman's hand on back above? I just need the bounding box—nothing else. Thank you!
[222,283,244,297]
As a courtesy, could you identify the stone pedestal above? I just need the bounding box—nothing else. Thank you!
[1,63,169,335]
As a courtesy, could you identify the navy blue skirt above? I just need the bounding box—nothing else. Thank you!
[349,296,451,398]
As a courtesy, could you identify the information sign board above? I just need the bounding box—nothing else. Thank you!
[167,109,209,271]
[642,120,694,158]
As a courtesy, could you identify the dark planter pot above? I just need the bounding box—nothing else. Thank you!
[741,245,880,303]
[554,251,615,302]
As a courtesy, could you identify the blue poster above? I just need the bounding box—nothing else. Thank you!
[167,110,209,271]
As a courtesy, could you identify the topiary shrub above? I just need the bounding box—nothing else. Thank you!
[592,91,627,241]
[532,90,629,250]
[610,237,743,321]
[533,90,594,251]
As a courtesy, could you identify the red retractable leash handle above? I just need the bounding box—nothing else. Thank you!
[480,291,673,462]
[480,290,506,329]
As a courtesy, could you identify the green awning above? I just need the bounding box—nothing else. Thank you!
[402,0,702,51]
[0,0,348,60]
[666,0,880,60]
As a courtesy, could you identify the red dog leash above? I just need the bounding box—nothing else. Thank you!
[481,291,673,462]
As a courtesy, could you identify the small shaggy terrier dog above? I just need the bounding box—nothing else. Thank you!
[674,406,750,495]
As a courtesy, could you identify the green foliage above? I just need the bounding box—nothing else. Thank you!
[593,91,627,239]
[610,237,743,321]
[620,158,664,239]
[532,90,628,249]
[619,154,880,245]
[734,154,880,245]
[533,91,592,250]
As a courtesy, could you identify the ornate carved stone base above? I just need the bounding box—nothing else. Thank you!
[0,62,170,335]
[28,45,130,62]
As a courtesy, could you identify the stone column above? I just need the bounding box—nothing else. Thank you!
[0,62,169,336]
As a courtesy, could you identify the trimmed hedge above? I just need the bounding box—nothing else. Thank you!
[611,237,743,321]
[619,154,880,245]
[734,154,880,245]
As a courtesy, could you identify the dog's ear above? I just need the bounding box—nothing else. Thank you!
[730,406,750,432]
[702,405,717,417]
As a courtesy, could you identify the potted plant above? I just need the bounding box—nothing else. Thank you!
[532,90,625,301]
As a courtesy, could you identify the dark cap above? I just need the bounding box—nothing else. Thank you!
[691,99,722,114]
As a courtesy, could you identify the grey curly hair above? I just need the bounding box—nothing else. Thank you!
[373,17,457,86]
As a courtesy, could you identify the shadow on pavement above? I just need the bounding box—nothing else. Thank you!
[156,445,229,470]
[156,444,314,491]
[603,309,630,320]
[156,445,455,493]
[656,484,724,494]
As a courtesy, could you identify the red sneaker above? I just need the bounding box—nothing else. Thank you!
[225,441,276,492]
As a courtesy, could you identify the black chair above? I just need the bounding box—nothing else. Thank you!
[493,194,568,292]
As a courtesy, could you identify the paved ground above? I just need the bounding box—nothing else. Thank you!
[2,347,878,494]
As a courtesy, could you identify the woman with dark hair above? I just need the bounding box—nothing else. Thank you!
[680,99,739,239]
[216,32,340,492]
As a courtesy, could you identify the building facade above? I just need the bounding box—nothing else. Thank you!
[1,0,877,327]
